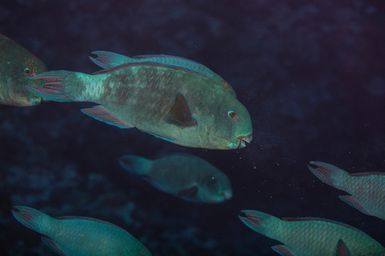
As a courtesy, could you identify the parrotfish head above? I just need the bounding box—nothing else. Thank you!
[9,54,47,106]
[197,173,233,203]
[206,95,253,150]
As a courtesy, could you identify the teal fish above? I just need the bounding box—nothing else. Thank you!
[31,54,252,149]
[0,34,46,106]
[12,206,152,256]
[239,210,385,256]
[308,161,385,220]
[119,153,232,203]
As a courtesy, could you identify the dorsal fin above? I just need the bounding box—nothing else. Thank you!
[90,50,223,81]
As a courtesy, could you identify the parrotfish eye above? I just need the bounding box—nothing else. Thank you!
[24,66,36,77]
[208,176,217,185]
[227,110,238,120]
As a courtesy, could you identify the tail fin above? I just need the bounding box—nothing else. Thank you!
[118,155,152,176]
[239,210,281,239]
[12,206,53,236]
[308,161,349,190]
[30,71,77,102]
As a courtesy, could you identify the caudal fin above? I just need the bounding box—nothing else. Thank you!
[118,155,152,176]
[239,210,280,238]
[308,161,349,190]
[30,71,76,102]
[12,206,52,235]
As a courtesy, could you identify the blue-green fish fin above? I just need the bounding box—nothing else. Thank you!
[118,155,152,176]
[351,172,385,176]
[12,206,50,235]
[29,71,73,102]
[239,210,279,236]
[176,185,198,200]
[336,239,350,256]
[41,237,66,256]
[89,51,130,69]
[81,105,134,129]
[338,195,371,216]
[271,245,295,256]
[166,93,197,128]
[89,50,222,81]
[281,217,366,234]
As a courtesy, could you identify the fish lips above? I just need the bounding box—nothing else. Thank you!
[237,134,253,149]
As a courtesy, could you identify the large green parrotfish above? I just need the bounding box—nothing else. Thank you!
[31,52,253,149]
[12,206,152,256]
[308,161,385,221]
[0,34,46,106]
[118,153,232,203]
[239,210,385,256]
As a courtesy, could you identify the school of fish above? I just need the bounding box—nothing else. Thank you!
[1,34,384,255]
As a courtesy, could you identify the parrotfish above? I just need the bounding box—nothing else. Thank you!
[308,161,385,221]
[239,210,385,256]
[118,153,232,203]
[0,34,46,106]
[30,52,252,150]
[12,206,152,256]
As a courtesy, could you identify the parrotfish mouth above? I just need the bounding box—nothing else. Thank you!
[237,134,253,149]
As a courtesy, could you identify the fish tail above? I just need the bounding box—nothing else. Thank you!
[239,210,281,239]
[118,155,152,176]
[12,206,54,236]
[29,70,84,102]
[308,161,349,190]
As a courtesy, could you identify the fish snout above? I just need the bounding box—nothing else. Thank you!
[219,190,233,200]
[237,134,253,149]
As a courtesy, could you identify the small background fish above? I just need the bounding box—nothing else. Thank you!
[119,153,233,203]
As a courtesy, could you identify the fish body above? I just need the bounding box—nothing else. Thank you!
[12,206,151,256]
[308,161,385,220]
[0,34,46,106]
[32,59,252,149]
[239,210,385,256]
[119,153,232,203]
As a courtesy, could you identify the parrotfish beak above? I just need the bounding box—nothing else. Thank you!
[237,134,253,149]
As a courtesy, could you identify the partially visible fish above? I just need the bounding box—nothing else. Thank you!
[31,56,252,150]
[0,34,46,106]
[12,206,152,256]
[308,161,385,220]
[118,153,232,203]
[239,210,385,256]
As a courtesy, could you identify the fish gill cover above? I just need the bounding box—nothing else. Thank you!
[1,0,385,255]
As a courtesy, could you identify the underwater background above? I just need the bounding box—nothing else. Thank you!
[1,0,385,255]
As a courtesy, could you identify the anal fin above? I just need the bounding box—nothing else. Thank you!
[271,245,295,256]
[81,105,133,129]
[42,237,66,256]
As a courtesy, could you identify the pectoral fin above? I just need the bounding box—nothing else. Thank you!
[336,239,350,256]
[338,195,371,216]
[177,186,198,200]
[271,245,295,256]
[89,50,130,69]
[42,237,65,256]
[166,93,197,128]
[81,105,133,129]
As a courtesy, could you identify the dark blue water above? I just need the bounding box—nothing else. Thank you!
[1,1,385,255]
